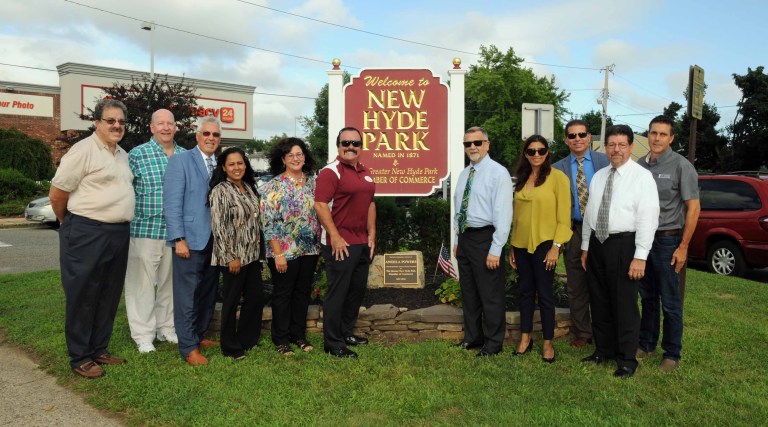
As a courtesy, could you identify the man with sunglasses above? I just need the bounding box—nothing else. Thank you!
[50,98,135,378]
[553,120,610,348]
[315,127,376,358]
[163,116,222,366]
[452,126,513,357]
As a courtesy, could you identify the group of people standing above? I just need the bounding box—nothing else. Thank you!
[50,97,697,380]
[51,100,376,378]
[453,118,699,378]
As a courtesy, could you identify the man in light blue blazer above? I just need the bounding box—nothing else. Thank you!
[163,116,222,366]
[552,119,610,349]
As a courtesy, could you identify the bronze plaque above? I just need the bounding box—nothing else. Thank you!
[383,254,419,287]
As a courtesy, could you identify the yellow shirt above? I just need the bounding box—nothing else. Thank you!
[510,168,572,254]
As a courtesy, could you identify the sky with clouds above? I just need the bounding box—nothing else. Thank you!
[1,0,764,139]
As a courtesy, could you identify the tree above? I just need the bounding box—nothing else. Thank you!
[0,127,55,180]
[302,72,351,168]
[578,110,613,136]
[79,75,200,152]
[655,92,731,172]
[729,66,768,170]
[465,45,570,172]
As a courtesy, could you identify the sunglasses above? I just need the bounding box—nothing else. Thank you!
[340,140,362,147]
[525,147,549,156]
[100,118,126,126]
[200,131,221,138]
[567,132,589,139]
[463,140,486,148]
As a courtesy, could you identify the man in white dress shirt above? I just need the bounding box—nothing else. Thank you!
[579,124,659,379]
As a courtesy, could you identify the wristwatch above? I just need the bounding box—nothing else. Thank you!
[173,237,185,242]
[553,242,562,249]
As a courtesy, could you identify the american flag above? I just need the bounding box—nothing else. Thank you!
[438,243,458,279]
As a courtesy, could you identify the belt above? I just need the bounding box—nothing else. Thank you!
[591,231,635,241]
[464,225,494,233]
[656,229,682,237]
[572,219,583,226]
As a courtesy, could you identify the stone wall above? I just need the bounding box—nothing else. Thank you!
[212,303,574,344]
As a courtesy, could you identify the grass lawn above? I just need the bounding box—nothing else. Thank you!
[1,269,766,426]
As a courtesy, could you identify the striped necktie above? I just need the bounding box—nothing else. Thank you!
[576,157,588,217]
[457,167,475,233]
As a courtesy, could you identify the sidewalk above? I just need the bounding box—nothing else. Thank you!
[0,217,45,229]
[0,333,124,426]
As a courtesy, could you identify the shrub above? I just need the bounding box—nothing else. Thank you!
[0,168,41,203]
[408,197,450,267]
[0,128,54,180]
[374,197,409,254]
[435,277,462,307]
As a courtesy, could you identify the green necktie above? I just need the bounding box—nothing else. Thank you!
[458,167,475,233]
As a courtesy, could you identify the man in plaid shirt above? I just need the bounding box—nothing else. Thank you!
[124,109,186,353]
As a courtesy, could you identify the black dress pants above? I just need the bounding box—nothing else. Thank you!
[586,232,640,371]
[456,227,506,353]
[322,244,370,350]
[268,255,319,345]
[59,213,129,369]
[513,241,556,340]
[220,261,265,358]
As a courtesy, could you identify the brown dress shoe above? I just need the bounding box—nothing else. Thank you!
[186,349,209,366]
[72,361,104,379]
[570,337,592,348]
[200,339,219,349]
[94,353,126,365]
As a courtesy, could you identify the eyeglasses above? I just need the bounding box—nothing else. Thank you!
[605,143,631,150]
[525,147,549,156]
[567,132,589,139]
[340,140,362,147]
[200,131,221,138]
[101,118,126,126]
[285,152,305,160]
[463,140,486,148]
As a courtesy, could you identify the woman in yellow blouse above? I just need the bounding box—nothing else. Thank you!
[209,147,265,360]
[508,135,572,363]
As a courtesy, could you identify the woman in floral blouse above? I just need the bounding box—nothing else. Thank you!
[260,137,321,356]
[209,146,265,360]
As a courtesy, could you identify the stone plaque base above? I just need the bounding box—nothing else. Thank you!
[367,250,425,289]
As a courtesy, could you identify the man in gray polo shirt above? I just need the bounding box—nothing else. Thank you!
[636,115,700,372]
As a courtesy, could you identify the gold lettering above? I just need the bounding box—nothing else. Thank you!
[397,111,415,129]
[363,111,379,130]
[375,133,393,151]
[415,111,428,129]
[368,90,385,109]
[395,132,411,150]
[412,131,429,150]
[386,90,400,109]
[381,111,397,130]
[401,90,426,108]
[363,132,377,150]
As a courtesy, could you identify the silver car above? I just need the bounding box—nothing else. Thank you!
[25,196,58,227]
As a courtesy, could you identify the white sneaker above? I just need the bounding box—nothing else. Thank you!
[137,342,156,353]
[157,330,178,344]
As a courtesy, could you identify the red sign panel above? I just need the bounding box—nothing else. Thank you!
[344,69,449,196]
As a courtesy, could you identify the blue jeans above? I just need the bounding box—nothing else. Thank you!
[639,235,683,360]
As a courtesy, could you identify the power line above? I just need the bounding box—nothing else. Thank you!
[0,62,56,72]
[0,62,317,101]
[62,0,361,69]
[613,73,675,103]
[232,0,602,71]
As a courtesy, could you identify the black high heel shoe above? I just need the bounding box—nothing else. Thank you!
[513,337,534,356]
[542,350,556,364]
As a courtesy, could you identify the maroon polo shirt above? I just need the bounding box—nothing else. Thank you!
[315,156,376,245]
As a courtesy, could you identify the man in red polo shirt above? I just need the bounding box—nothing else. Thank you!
[315,126,377,358]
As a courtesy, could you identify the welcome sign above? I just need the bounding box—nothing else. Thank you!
[344,69,449,196]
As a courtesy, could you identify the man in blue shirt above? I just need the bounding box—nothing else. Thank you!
[553,119,609,348]
[452,126,513,356]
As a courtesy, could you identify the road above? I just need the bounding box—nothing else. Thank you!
[0,227,60,274]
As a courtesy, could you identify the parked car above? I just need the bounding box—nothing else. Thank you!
[24,196,59,228]
[688,172,768,276]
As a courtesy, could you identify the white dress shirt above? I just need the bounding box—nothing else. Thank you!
[581,159,659,260]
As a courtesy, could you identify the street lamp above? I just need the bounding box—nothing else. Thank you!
[140,21,155,79]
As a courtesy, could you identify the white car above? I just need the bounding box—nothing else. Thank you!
[25,196,58,227]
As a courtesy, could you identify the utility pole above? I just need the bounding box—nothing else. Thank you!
[598,64,615,146]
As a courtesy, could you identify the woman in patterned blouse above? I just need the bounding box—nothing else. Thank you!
[260,137,321,356]
[209,147,265,360]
